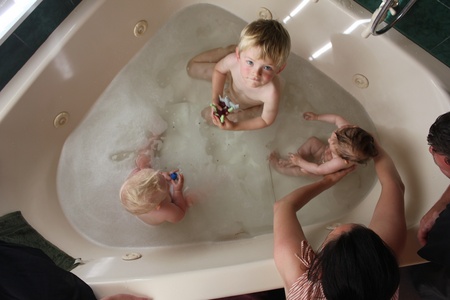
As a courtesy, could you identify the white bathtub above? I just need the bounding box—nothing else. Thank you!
[1,0,449,299]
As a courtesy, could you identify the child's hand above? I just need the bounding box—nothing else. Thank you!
[211,110,235,130]
[171,173,184,192]
[161,169,178,180]
[303,112,318,121]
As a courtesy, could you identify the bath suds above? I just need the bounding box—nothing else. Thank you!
[57,4,376,247]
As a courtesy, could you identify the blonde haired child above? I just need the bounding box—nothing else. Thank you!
[120,137,189,225]
[187,18,291,131]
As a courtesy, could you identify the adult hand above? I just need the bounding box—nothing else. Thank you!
[323,165,356,185]
[418,208,441,246]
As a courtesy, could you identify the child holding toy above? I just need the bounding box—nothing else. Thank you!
[187,18,291,131]
[120,135,189,225]
[269,112,378,176]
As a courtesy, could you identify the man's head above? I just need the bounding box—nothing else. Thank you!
[428,112,450,178]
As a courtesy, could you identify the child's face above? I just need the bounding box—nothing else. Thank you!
[236,47,279,88]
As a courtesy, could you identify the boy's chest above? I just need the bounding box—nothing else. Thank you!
[227,72,269,108]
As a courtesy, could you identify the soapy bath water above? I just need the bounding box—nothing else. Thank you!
[57,4,376,247]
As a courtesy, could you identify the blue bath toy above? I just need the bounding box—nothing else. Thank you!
[170,172,178,180]
[210,95,239,123]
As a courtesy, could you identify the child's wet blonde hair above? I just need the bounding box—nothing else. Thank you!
[238,19,291,68]
[120,169,167,215]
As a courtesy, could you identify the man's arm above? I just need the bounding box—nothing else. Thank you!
[418,184,450,246]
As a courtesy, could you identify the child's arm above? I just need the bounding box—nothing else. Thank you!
[289,153,351,175]
[212,91,279,131]
[303,112,351,128]
[214,114,275,131]
[160,171,188,223]
[211,54,234,108]
[168,172,189,217]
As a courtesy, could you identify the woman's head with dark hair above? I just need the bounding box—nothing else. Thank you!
[308,224,399,300]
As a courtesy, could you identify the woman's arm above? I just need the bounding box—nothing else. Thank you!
[368,144,406,257]
[273,167,354,289]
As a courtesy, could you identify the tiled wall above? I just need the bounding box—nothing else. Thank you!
[0,0,82,91]
[0,0,448,92]
[355,0,450,67]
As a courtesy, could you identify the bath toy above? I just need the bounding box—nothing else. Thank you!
[170,172,178,180]
[210,95,239,123]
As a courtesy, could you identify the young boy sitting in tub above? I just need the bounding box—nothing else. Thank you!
[269,112,378,176]
[120,135,189,225]
[186,18,291,131]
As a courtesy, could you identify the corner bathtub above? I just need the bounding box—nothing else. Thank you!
[1,0,449,299]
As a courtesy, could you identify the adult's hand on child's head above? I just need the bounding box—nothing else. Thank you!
[303,112,317,121]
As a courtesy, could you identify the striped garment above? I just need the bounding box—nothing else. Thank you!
[286,240,399,300]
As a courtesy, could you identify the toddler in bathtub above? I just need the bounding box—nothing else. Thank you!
[120,135,189,225]
[186,18,291,131]
[269,112,378,176]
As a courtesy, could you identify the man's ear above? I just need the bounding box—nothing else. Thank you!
[277,64,287,74]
